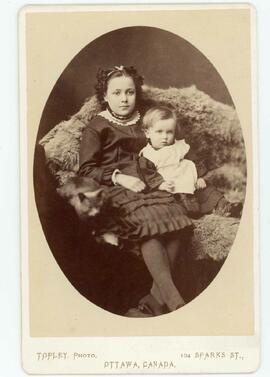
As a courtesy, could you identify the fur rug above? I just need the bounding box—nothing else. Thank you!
[39,85,246,262]
[192,215,240,261]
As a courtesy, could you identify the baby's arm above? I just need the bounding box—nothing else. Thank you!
[178,144,207,190]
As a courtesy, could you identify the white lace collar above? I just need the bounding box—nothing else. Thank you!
[98,109,141,127]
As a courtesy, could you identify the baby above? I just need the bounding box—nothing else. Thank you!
[140,106,206,215]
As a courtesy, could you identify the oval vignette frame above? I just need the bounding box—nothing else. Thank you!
[33,26,246,317]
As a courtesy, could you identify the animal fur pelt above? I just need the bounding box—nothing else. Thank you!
[39,85,246,197]
[192,215,240,261]
[39,85,246,262]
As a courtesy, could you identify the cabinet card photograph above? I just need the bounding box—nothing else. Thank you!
[20,4,259,374]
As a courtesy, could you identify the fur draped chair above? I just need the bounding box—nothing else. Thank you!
[39,85,246,263]
[37,85,246,313]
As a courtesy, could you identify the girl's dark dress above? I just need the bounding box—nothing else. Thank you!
[78,115,193,241]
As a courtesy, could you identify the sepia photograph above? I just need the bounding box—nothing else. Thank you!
[20,4,259,374]
[35,25,246,318]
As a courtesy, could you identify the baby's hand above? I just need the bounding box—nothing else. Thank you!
[159,181,175,193]
[196,178,207,190]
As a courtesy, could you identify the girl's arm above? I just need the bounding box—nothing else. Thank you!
[79,125,146,191]
[137,157,164,190]
[78,125,115,185]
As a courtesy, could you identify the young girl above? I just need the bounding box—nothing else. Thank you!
[140,106,206,217]
[78,65,194,316]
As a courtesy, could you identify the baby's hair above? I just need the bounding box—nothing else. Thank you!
[142,106,177,130]
[95,65,144,109]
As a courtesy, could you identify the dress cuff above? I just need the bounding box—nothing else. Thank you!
[112,169,121,185]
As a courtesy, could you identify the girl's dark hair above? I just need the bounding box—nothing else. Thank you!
[95,65,144,109]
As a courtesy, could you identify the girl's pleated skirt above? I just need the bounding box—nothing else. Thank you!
[106,187,194,242]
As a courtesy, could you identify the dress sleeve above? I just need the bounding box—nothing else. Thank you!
[78,124,115,185]
[137,156,164,190]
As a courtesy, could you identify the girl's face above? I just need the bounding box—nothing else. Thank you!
[145,118,176,150]
[104,75,136,116]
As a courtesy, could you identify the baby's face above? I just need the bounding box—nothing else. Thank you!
[145,118,176,149]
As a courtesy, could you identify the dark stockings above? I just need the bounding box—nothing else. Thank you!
[141,235,185,312]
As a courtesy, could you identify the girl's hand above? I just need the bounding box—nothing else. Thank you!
[159,181,175,193]
[196,178,207,190]
[115,173,146,192]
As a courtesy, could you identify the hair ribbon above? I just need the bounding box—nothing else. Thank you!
[107,65,125,78]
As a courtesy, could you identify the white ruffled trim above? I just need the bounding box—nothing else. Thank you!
[98,109,140,126]
[141,139,190,159]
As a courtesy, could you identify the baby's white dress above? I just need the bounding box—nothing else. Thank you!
[140,140,197,194]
